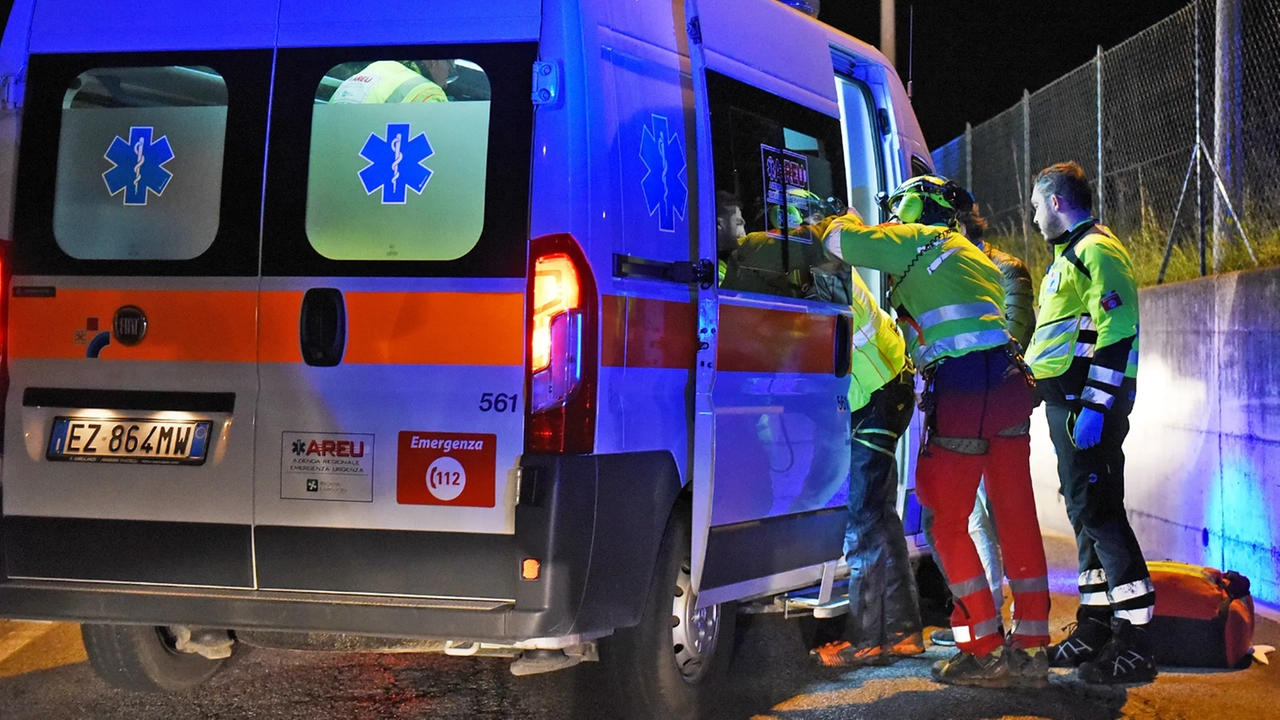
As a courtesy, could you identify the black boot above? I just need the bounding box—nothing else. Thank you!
[1078,617,1158,685]
[1047,608,1111,668]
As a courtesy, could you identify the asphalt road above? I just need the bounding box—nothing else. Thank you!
[1,536,1277,719]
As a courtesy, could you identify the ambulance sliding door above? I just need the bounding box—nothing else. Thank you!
[253,43,536,597]
[697,70,855,606]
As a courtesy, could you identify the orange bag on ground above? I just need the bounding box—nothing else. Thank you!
[1147,560,1255,669]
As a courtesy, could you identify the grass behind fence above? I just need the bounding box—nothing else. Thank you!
[985,228,1280,296]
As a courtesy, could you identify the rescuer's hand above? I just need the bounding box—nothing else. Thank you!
[1073,407,1104,449]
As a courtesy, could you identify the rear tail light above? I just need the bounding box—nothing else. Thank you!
[525,234,596,454]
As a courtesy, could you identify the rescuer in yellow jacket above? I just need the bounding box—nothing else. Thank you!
[809,233,926,669]
[330,60,453,104]
[1027,161,1155,686]
[823,176,1050,689]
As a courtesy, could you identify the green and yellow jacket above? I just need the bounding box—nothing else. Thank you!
[1025,220,1139,414]
[825,215,1011,368]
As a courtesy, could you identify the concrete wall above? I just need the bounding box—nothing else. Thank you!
[1030,265,1280,605]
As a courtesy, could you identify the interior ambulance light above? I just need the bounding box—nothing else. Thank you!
[521,558,541,581]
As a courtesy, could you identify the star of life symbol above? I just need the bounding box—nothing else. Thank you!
[639,114,688,233]
[359,122,434,204]
[103,127,174,206]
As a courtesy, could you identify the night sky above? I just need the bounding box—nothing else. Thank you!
[820,0,1193,149]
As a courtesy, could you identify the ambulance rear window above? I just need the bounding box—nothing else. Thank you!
[52,66,228,260]
[305,59,492,261]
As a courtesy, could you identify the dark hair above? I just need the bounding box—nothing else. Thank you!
[1034,161,1093,212]
[716,190,742,218]
[959,204,988,241]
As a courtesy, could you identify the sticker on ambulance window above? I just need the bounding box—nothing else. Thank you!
[397,431,496,507]
[761,143,811,241]
[53,65,228,260]
[281,432,374,502]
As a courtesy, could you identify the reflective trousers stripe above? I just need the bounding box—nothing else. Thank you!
[1079,569,1107,585]
[1108,578,1155,603]
[1011,619,1050,637]
[1008,576,1049,594]
[952,616,1003,644]
[1080,591,1110,606]
[950,575,991,600]
[1116,606,1154,625]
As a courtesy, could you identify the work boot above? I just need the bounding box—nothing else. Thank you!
[1078,618,1158,685]
[1006,646,1049,688]
[930,647,1012,688]
[812,641,893,668]
[886,631,926,658]
[1047,616,1111,668]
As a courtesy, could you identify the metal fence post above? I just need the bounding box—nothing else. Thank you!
[1022,89,1032,266]
[1096,45,1104,222]
[964,122,973,192]
[1214,0,1244,273]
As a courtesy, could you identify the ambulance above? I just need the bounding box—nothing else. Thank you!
[0,0,935,714]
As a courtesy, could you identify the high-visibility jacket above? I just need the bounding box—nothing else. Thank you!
[846,269,909,413]
[981,243,1036,351]
[330,61,448,104]
[825,215,1010,368]
[1025,220,1139,413]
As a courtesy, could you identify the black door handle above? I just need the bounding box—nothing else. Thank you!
[299,288,346,367]
[834,315,852,378]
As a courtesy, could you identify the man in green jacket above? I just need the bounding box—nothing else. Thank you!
[824,176,1050,688]
[1027,161,1155,685]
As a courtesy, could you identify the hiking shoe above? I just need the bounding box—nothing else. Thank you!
[929,628,956,647]
[1078,619,1158,685]
[886,632,926,657]
[930,648,1012,688]
[812,641,893,668]
[1048,617,1111,668]
[1007,646,1049,688]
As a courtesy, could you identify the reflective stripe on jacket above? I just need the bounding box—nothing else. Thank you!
[825,215,1010,368]
[1026,221,1139,413]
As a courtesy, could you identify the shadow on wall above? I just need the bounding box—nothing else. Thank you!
[1029,265,1280,605]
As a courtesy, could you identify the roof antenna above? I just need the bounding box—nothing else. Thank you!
[907,4,915,99]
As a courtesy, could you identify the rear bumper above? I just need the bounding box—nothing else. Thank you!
[0,451,683,643]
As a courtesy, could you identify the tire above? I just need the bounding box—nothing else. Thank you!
[602,502,736,720]
[81,624,228,693]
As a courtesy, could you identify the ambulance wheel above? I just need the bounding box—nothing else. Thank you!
[82,623,227,693]
[603,503,736,719]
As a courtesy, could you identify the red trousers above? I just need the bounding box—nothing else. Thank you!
[915,348,1050,656]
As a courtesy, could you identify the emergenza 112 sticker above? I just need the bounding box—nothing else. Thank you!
[396,431,497,507]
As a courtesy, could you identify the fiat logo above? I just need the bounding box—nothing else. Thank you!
[112,305,148,346]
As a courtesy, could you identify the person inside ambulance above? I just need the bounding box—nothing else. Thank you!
[1028,161,1155,685]
[922,202,1036,649]
[328,59,455,104]
[723,188,831,297]
[809,244,925,668]
[715,191,748,286]
[822,176,1052,689]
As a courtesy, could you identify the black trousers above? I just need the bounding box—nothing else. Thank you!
[843,370,922,646]
[1045,402,1153,621]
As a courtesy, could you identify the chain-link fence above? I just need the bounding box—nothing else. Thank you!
[932,0,1280,286]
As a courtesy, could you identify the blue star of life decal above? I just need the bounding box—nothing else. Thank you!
[359,123,434,204]
[103,127,175,206]
[639,114,688,233]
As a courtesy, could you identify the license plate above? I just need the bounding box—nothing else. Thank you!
[47,417,213,465]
